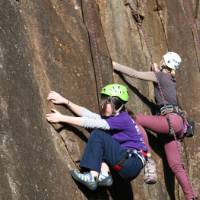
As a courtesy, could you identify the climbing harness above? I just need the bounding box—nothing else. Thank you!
[155,73,197,197]
[154,74,177,137]
[160,104,183,115]
[155,73,195,138]
[113,149,147,171]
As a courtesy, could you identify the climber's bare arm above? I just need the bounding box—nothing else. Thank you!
[47,91,92,117]
[46,109,82,126]
[46,109,109,129]
[113,61,158,83]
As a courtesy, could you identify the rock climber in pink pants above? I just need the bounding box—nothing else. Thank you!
[113,52,197,200]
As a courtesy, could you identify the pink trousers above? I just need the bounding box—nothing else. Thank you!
[136,113,195,200]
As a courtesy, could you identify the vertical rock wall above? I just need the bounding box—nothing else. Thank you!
[98,0,200,199]
[0,0,199,199]
[0,0,112,199]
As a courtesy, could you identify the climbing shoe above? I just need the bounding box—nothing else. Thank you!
[144,158,158,184]
[70,170,98,191]
[97,172,113,187]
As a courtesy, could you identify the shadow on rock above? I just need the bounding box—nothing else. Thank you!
[108,171,134,200]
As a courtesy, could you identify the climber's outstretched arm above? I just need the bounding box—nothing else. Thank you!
[46,109,82,125]
[47,91,84,115]
[47,91,100,119]
[46,109,109,129]
[113,61,158,83]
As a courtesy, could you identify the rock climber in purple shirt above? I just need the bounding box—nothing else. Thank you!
[46,83,148,191]
[113,52,197,200]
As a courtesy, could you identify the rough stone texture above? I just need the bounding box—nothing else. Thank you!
[98,0,200,199]
[0,0,111,199]
[0,0,199,200]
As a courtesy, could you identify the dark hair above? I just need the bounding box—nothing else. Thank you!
[110,96,126,111]
[100,95,126,115]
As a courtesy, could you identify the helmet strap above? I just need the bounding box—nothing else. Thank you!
[110,98,124,115]
[114,104,124,115]
[100,96,125,116]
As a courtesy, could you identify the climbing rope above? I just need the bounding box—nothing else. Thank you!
[124,0,154,65]
[123,0,157,102]
[155,73,194,195]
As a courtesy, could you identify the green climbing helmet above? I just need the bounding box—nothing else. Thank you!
[101,83,129,102]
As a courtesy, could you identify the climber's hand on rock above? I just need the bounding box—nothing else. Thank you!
[46,109,64,123]
[112,61,123,72]
[112,61,118,68]
[47,91,68,105]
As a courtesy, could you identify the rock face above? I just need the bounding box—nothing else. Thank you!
[0,0,199,200]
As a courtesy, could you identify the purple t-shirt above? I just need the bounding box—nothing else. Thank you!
[105,112,147,151]
[154,72,177,105]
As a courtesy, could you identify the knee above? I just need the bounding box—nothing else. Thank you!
[91,129,106,139]
[89,129,109,146]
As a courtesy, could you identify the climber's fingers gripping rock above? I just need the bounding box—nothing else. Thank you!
[47,91,68,105]
[46,109,64,123]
